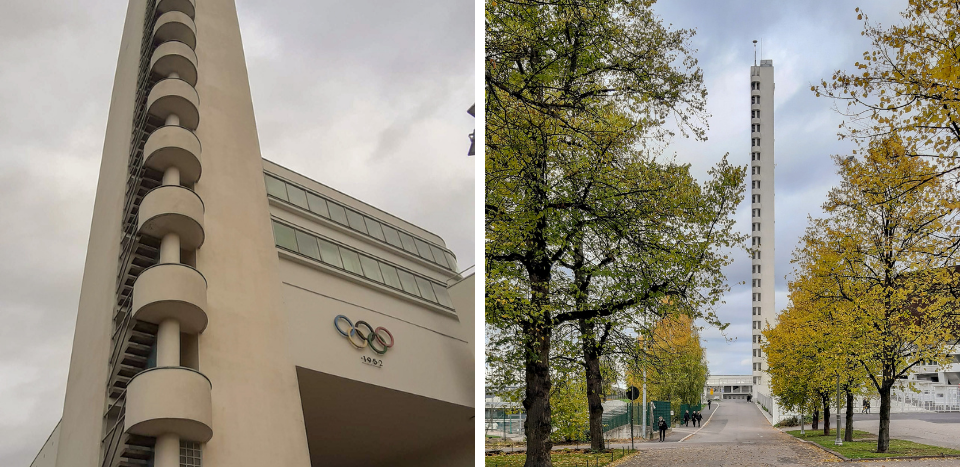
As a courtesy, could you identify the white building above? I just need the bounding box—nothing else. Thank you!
[750,58,780,420]
[892,347,960,412]
[28,1,474,466]
[705,375,753,401]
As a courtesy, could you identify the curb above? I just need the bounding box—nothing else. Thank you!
[679,403,719,443]
[791,437,849,461]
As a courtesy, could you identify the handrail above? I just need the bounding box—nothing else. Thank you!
[103,4,157,467]
[100,390,127,467]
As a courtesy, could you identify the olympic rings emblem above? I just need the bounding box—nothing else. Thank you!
[334,315,395,355]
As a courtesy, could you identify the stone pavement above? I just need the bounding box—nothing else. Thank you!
[616,401,960,466]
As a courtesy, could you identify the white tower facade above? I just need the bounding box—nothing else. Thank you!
[750,59,776,411]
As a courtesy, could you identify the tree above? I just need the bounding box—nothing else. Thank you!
[789,137,960,452]
[627,315,709,422]
[558,156,742,450]
[765,268,870,439]
[814,0,960,181]
[485,1,733,464]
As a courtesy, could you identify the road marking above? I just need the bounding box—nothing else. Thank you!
[679,403,720,443]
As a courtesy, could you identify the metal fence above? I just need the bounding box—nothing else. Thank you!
[893,384,960,412]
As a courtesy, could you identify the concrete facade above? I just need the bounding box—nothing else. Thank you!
[39,1,474,466]
[750,59,778,420]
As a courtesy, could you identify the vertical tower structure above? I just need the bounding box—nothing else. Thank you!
[54,1,312,466]
[750,59,775,405]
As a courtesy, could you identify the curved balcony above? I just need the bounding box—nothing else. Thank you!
[132,263,208,333]
[150,41,198,86]
[157,0,196,19]
[125,367,212,442]
[147,78,200,131]
[144,126,202,185]
[138,185,205,249]
[153,11,197,50]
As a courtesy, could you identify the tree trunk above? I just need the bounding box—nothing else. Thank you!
[522,321,553,467]
[822,395,830,436]
[877,384,892,453]
[812,408,819,430]
[845,390,854,442]
[579,320,605,451]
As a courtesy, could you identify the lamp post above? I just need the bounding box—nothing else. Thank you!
[800,402,805,436]
[835,372,843,446]
[641,368,647,439]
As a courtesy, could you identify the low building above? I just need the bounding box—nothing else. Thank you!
[705,375,753,401]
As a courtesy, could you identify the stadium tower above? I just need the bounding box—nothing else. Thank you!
[750,55,777,416]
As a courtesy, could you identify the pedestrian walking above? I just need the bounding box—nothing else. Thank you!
[708,400,712,410]
[696,411,703,427]
[658,416,667,442]
[683,410,690,427]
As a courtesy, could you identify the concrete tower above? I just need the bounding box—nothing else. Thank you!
[50,1,314,466]
[750,58,776,412]
[36,2,475,466]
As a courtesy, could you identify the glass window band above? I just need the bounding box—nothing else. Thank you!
[265,173,458,272]
[270,219,454,310]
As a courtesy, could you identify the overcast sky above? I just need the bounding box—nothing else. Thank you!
[645,0,906,377]
[0,0,473,464]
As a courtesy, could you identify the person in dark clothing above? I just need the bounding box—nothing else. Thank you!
[708,400,712,410]
[696,411,703,426]
[658,417,667,442]
[683,410,690,427]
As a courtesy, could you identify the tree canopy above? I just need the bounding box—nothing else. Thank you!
[485,1,741,464]
[815,0,960,181]
[766,136,960,452]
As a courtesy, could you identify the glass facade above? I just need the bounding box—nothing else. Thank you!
[271,220,454,310]
[265,173,458,272]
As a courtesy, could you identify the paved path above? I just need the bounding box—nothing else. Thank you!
[616,401,960,466]
[849,413,960,452]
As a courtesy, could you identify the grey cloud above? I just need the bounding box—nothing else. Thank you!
[649,0,905,375]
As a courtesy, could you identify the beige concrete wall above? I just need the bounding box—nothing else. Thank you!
[190,0,311,464]
[448,273,475,347]
[30,421,60,467]
[54,2,145,465]
[280,260,473,408]
[264,160,447,246]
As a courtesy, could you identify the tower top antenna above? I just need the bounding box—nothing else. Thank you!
[753,40,758,65]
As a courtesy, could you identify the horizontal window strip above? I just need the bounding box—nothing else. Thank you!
[271,219,455,310]
[264,173,458,272]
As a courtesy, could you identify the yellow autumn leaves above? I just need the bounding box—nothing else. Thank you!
[764,136,960,452]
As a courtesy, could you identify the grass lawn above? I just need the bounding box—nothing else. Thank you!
[786,429,960,459]
[485,449,637,467]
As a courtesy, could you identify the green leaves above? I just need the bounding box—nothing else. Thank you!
[485,1,742,462]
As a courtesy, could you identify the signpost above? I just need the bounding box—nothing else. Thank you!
[626,386,640,450]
